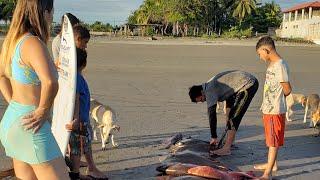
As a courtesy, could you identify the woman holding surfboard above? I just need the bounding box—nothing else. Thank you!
[0,0,69,179]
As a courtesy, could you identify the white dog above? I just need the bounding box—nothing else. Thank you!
[286,93,306,122]
[90,98,120,150]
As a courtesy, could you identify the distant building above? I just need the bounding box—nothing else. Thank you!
[277,1,320,43]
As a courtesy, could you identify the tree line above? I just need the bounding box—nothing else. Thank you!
[127,0,282,37]
[0,0,283,38]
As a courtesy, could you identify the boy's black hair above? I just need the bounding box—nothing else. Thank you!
[76,48,87,69]
[256,36,276,50]
[189,85,203,103]
[73,24,91,40]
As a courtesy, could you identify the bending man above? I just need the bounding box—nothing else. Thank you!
[189,70,259,156]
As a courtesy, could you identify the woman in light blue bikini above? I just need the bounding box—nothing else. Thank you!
[0,0,68,179]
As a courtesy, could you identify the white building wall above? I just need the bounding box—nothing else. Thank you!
[278,8,320,41]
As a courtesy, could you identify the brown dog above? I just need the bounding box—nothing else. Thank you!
[311,103,320,136]
[304,94,320,127]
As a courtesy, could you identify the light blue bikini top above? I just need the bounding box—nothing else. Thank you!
[11,34,40,85]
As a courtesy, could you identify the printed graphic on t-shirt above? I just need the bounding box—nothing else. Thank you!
[261,60,289,114]
[263,70,280,113]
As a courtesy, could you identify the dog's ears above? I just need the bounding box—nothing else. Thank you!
[112,125,120,131]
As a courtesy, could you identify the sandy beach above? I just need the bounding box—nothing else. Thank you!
[1,38,320,179]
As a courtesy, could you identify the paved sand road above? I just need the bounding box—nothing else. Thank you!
[0,38,320,179]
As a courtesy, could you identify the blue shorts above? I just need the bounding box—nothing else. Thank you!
[0,101,62,164]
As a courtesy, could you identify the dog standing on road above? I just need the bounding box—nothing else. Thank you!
[90,98,120,150]
[311,103,320,136]
[286,93,320,127]
[286,93,306,122]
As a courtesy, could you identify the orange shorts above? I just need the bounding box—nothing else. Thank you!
[263,114,286,147]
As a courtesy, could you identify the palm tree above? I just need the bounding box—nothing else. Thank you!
[264,1,281,18]
[232,0,257,24]
[263,1,282,27]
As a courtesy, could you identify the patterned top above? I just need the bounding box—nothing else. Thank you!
[261,59,289,114]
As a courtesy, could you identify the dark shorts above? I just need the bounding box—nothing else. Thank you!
[226,80,259,131]
[69,124,93,156]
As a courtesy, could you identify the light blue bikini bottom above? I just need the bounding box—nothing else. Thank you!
[0,101,62,164]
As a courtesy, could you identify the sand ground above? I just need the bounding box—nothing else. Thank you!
[1,38,320,179]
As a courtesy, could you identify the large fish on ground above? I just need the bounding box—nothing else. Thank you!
[188,165,257,180]
[158,163,257,180]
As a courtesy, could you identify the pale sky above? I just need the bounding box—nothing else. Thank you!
[53,0,311,25]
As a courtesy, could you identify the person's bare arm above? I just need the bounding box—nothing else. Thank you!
[0,54,12,103]
[66,94,80,131]
[0,77,12,103]
[281,82,292,97]
[21,37,58,133]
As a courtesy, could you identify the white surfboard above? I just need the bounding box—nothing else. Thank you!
[51,15,77,155]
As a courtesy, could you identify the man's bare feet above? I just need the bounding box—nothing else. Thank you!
[86,168,108,180]
[212,148,231,156]
[254,163,277,171]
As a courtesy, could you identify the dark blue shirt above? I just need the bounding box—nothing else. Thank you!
[76,73,90,125]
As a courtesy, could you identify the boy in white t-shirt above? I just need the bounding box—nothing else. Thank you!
[254,36,292,179]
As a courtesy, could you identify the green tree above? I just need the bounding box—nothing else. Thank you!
[232,0,257,24]
[127,0,282,37]
[89,21,113,32]
[244,1,282,33]
[0,0,17,23]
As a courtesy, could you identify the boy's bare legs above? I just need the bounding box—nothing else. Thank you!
[254,146,278,171]
[254,147,278,179]
[85,151,107,178]
[213,130,235,155]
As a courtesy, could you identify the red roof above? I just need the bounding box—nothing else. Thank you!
[283,1,320,13]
